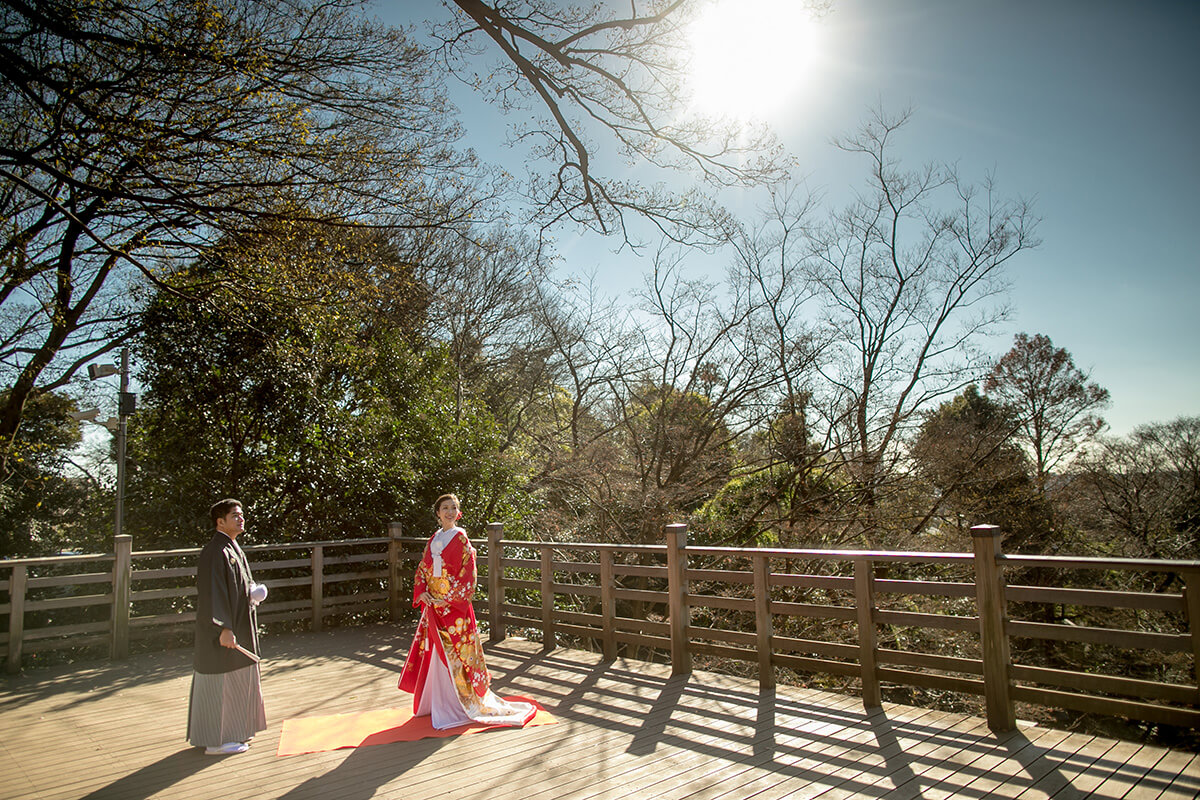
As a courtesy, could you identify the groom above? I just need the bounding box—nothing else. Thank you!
[186,498,268,755]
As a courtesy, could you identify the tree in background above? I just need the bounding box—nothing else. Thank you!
[704,186,828,547]
[490,107,1042,551]
[797,107,1039,547]
[522,250,818,544]
[414,227,554,429]
[1075,417,1200,563]
[694,401,844,548]
[985,332,1110,497]
[0,391,96,556]
[0,0,477,478]
[125,223,536,546]
[909,385,1052,550]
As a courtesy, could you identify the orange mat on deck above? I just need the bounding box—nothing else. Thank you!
[276,697,555,756]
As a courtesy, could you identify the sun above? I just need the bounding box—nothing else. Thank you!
[685,0,823,121]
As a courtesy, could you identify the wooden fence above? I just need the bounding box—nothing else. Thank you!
[482,522,1200,733]
[3,523,1199,734]
[0,531,416,669]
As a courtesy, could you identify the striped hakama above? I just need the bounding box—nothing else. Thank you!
[186,663,266,747]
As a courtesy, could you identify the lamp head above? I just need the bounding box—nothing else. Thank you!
[88,363,119,380]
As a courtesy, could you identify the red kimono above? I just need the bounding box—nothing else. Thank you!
[398,527,534,729]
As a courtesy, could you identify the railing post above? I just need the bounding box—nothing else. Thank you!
[753,553,774,689]
[540,546,555,650]
[600,549,616,661]
[854,558,880,708]
[1183,569,1200,690]
[110,534,132,659]
[388,522,404,622]
[311,545,324,632]
[6,565,26,673]
[972,523,1015,732]
[665,523,691,675]
[487,523,504,643]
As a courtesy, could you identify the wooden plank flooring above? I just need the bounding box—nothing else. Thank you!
[1,624,1196,799]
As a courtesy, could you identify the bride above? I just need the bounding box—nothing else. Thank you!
[397,493,535,729]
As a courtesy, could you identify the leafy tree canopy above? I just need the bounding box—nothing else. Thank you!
[126,223,537,546]
[1,0,481,475]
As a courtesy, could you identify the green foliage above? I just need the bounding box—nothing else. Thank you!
[693,399,850,548]
[0,392,99,557]
[695,461,843,548]
[694,469,785,547]
[910,385,1054,549]
[124,226,537,546]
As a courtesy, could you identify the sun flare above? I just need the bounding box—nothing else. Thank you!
[685,0,822,121]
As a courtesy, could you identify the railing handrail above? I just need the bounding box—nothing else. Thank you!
[0,553,116,567]
[131,538,394,558]
[6,542,1198,573]
[1000,553,1200,571]
[0,537,400,568]
[490,541,1200,572]
[683,546,975,562]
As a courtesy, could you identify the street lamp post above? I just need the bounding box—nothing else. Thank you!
[78,348,136,659]
[114,347,132,539]
[85,348,135,540]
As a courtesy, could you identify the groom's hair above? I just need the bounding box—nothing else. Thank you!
[210,498,243,527]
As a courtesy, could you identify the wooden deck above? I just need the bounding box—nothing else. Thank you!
[1,624,1196,800]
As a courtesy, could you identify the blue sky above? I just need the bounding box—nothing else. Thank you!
[379,0,1199,436]
[792,0,1200,437]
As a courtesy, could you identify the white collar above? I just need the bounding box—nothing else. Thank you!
[432,526,461,547]
[430,527,463,576]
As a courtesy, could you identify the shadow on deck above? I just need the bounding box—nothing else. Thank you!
[1,624,1196,800]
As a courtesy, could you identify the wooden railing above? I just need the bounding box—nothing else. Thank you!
[482,523,1200,733]
[1,532,416,669]
[3,523,1198,734]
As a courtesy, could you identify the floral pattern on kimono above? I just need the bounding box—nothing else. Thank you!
[397,528,492,707]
